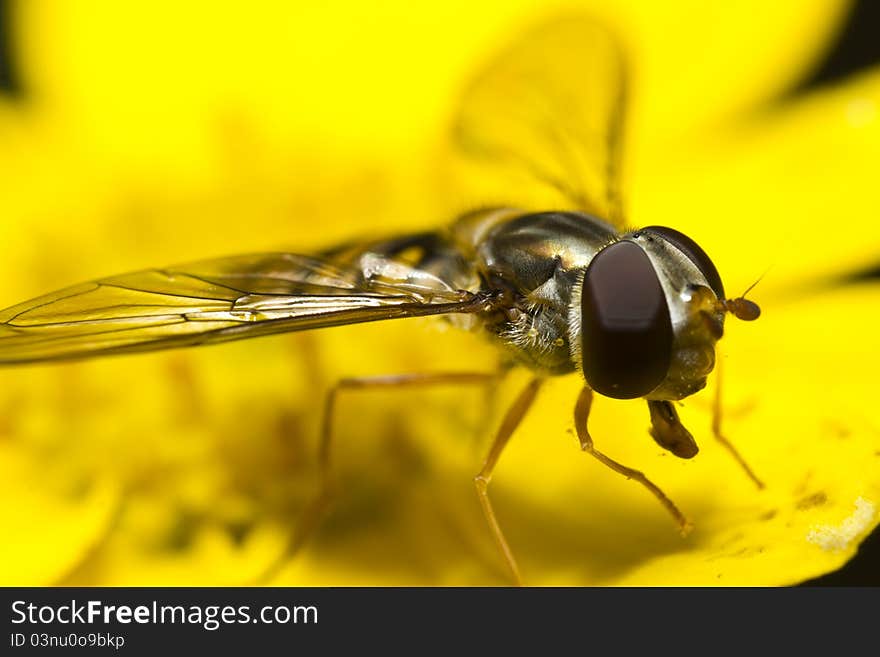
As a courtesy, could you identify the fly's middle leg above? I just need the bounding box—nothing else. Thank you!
[474,376,543,586]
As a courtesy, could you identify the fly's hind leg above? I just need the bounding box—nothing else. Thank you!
[259,371,502,582]
[574,386,693,535]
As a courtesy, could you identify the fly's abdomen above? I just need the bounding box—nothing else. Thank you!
[318,231,479,301]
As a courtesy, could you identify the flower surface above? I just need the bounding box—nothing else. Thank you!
[0,0,878,585]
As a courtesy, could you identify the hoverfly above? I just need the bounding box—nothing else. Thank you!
[0,16,761,584]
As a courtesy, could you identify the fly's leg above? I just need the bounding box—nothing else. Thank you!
[261,371,502,582]
[574,386,693,535]
[474,377,543,586]
[712,358,764,489]
[475,360,515,452]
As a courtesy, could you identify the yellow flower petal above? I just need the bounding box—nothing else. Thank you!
[0,445,118,585]
[12,0,848,172]
[633,68,880,294]
[621,0,851,145]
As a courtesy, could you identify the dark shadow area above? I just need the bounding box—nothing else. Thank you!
[0,0,21,96]
[841,263,880,285]
[795,0,880,94]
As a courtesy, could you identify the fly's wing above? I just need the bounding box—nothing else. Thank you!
[0,249,489,365]
[451,15,628,228]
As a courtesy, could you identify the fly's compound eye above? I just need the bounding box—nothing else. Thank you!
[580,241,673,399]
[640,225,725,300]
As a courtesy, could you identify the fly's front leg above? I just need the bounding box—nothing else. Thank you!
[574,386,693,535]
[712,359,764,489]
[264,371,503,581]
[474,377,543,585]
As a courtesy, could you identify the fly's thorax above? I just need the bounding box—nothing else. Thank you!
[567,226,726,401]
[453,209,617,286]
[484,264,582,375]
[462,210,617,375]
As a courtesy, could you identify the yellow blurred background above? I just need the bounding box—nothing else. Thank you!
[1,0,879,585]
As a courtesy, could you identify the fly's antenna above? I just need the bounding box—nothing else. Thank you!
[716,268,769,321]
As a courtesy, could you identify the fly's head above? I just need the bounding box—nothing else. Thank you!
[568,225,760,404]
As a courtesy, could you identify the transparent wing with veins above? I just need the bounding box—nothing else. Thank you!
[452,15,629,227]
[0,247,489,365]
